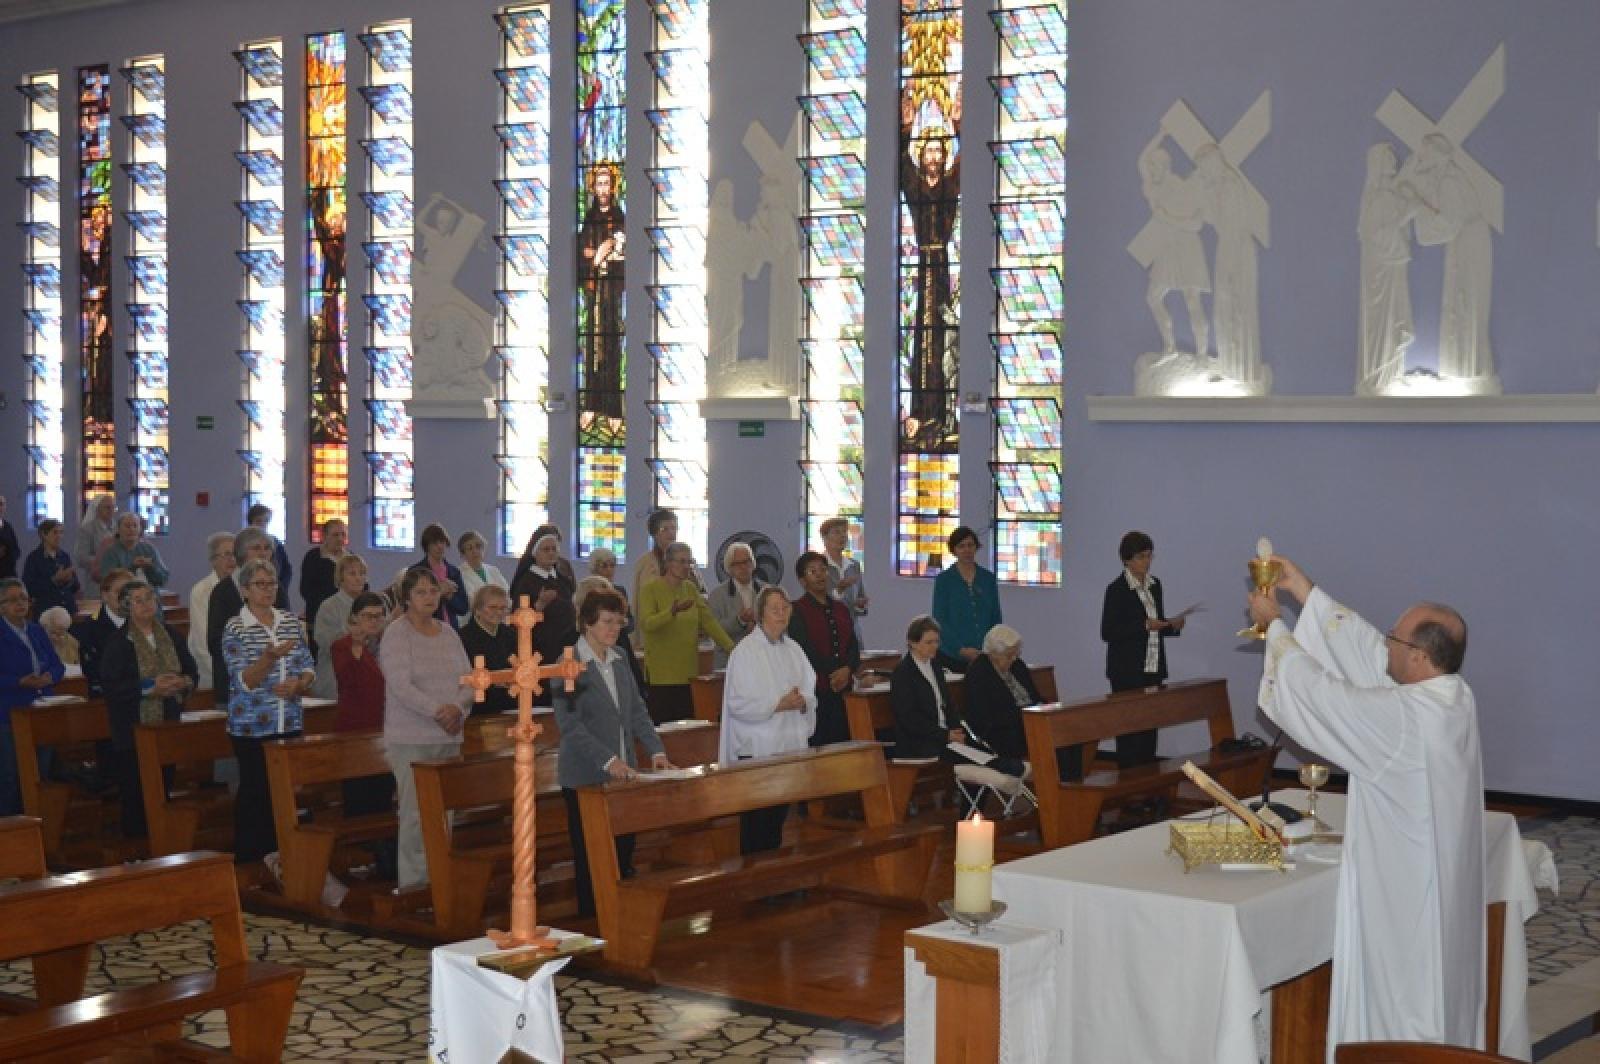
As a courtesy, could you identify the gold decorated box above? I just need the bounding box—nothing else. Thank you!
[1168,820,1285,873]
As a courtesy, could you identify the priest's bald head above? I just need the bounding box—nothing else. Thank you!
[1385,603,1467,685]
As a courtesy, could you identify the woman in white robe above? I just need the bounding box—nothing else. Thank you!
[719,586,817,854]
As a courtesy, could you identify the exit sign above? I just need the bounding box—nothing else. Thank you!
[195,415,215,431]
[737,420,764,438]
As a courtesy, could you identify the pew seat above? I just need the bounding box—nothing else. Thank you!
[0,851,301,1062]
[579,741,939,970]
[263,730,395,909]
[1022,678,1271,848]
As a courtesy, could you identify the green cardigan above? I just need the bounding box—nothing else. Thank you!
[638,577,733,685]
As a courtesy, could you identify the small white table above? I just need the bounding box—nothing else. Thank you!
[992,791,1542,1063]
[905,920,1060,1064]
[428,935,578,1064]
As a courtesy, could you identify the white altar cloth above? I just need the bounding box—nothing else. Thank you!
[992,791,1543,1063]
[904,919,1060,1064]
[428,935,576,1064]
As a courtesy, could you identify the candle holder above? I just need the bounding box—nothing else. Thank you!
[939,899,1007,936]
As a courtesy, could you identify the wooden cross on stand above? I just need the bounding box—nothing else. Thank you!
[460,595,584,950]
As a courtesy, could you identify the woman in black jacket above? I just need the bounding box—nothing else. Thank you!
[101,579,197,836]
[890,616,1027,779]
[1099,530,1184,767]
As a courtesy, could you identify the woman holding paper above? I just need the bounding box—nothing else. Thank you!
[554,589,672,916]
[893,616,1029,781]
[1100,530,1185,766]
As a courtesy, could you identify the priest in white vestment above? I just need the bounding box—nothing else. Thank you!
[720,587,817,854]
[1248,556,1484,1059]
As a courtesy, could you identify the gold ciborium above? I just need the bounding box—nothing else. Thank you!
[1298,763,1330,826]
[1237,557,1282,640]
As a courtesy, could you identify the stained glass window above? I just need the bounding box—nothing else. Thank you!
[19,72,63,526]
[236,40,286,537]
[360,23,413,551]
[989,0,1065,585]
[78,65,116,506]
[575,0,627,560]
[896,1,962,575]
[646,0,710,563]
[497,4,551,555]
[121,56,168,533]
[800,0,866,554]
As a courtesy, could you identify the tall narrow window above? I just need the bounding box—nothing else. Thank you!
[308,32,350,541]
[645,0,710,561]
[358,25,414,551]
[895,2,962,576]
[78,65,116,505]
[121,56,168,534]
[495,5,552,555]
[799,0,867,553]
[235,41,287,538]
[19,72,63,526]
[989,1,1064,585]
[574,0,627,560]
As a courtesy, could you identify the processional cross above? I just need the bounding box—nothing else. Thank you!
[460,595,584,949]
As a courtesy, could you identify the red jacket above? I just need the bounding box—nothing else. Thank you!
[330,633,384,732]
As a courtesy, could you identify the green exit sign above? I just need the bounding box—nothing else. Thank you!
[737,420,765,438]
[195,415,215,431]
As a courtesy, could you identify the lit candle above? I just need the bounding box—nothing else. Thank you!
[954,811,995,914]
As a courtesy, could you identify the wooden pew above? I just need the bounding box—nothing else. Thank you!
[0,851,302,1062]
[690,672,724,722]
[412,719,722,938]
[843,666,1056,819]
[1021,678,1272,849]
[578,741,940,970]
[11,698,109,861]
[462,706,559,755]
[135,704,339,857]
[0,817,45,882]
[263,730,396,909]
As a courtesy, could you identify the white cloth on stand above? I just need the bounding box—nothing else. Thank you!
[905,920,1059,1064]
[428,936,575,1064]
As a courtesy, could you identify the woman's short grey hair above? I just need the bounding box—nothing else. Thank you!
[471,583,510,613]
[207,531,236,561]
[723,540,755,572]
[573,574,614,612]
[663,542,694,565]
[234,526,270,564]
[982,624,1023,656]
[587,547,616,572]
[114,510,143,534]
[237,557,276,590]
[38,606,71,631]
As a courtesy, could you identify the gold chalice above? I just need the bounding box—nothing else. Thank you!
[1236,557,1282,640]
[1298,763,1330,826]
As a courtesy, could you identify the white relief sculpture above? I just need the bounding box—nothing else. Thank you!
[706,118,802,401]
[1128,93,1272,397]
[1357,143,1420,395]
[411,194,497,410]
[1371,44,1504,396]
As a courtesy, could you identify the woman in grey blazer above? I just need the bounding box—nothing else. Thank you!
[707,540,767,669]
[554,588,673,916]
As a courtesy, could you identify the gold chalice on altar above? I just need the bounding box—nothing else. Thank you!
[1237,557,1282,640]
[1298,763,1330,826]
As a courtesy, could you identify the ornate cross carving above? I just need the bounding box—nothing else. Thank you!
[460,595,584,949]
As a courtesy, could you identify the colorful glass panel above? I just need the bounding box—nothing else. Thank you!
[238,40,286,536]
[895,1,963,574]
[362,22,414,549]
[78,66,116,505]
[989,0,1066,585]
[306,31,349,541]
[20,71,63,525]
[575,0,628,560]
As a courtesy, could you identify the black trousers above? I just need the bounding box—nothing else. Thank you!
[563,786,636,918]
[645,684,693,724]
[231,731,299,863]
[1110,674,1163,767]
[343,773,396,818]
[739,803,790,855]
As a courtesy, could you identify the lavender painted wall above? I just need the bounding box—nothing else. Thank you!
[1,0,1594,798]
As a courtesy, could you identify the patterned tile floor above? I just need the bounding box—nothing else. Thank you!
[0,813,1592,1062]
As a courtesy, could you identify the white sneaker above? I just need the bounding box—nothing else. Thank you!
[262,852,282,884]
[321,873,348,909]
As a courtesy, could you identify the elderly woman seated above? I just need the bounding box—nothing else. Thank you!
[890,615,1027,780]
[962,624,1057,780]
[37,606,79,666]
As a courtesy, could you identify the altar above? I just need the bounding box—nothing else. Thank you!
[992,791,1543,1063]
